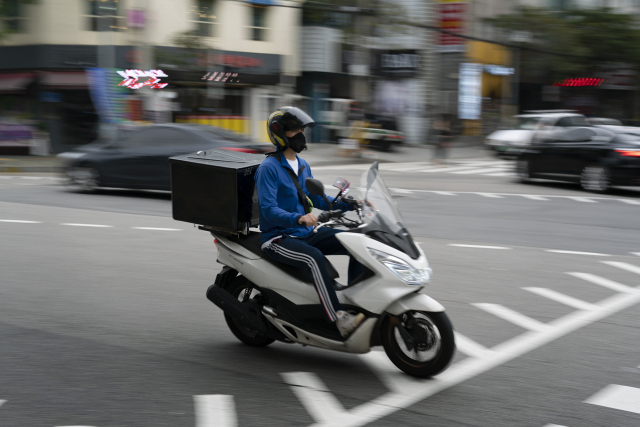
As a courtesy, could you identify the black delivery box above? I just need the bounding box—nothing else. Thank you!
[169,149,263,234]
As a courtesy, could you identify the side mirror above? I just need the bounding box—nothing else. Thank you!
[305,178,325,196]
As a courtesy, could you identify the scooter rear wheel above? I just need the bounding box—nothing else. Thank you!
[224,276,275,347]
[381,311,455,378]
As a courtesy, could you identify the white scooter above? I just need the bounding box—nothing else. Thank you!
[205,162,455,377]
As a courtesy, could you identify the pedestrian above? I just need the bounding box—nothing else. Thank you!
[432,114,453,165]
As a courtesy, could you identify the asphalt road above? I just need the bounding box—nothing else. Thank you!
[1,159,639,427]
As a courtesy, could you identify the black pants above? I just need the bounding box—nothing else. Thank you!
[262,228,364,322]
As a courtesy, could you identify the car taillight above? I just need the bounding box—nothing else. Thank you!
[214,238,218,249]
[615,149,640,157]
[219,147,258,154]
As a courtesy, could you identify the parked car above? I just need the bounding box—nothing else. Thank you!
[58,124,272,191]
[485,111,588,158]
[516,126,640,192]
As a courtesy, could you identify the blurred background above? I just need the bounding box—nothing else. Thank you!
[1,0,640,155]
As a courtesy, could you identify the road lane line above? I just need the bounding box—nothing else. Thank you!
[454,332,495,359]
[474,192,503,198]
[0,219,42,223]
[521,195,549,201]
[567,272,636,294]
[194,395,237,427]
[131,227,182,231]
[632,252,640,257]
[343,283,640,427]
[422,166,481,173]
[452,167,507,175]
[281,372,345,423]
[60,223,113,228]
[523,287,597,311]
[619,199,640,205]
[602,261,640,276]
[545,249,610,256]
[472,303,552,332]
[449,244,511,250]
[566,196,597,203]
[482,172,516,177]
[428,191,456,195]
[585,384,640,415]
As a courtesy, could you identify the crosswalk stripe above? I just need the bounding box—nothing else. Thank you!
[452,167,508,175]
[475,192,503,198]
[483,172,516,177]
[421,166,481,173]
[585,384,640,415]
[567,272,636,293]
[521,195,548,201]
[429,191,456,195]
[523,287,597,311]
[619,199,640,205]
[281,372,345,423]
[567,196,597,203]
[602,261,640,276]
[194,395,237,427]
[472,303,552,332]
[454,332,495,359]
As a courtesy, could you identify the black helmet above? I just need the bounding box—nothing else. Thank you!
[267,106,315,150]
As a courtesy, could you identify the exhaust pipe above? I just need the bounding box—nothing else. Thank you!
[206,284,269,334]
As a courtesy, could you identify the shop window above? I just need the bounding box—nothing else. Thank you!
[248,6,268,41]
[85,0,125,32]
[191,0,218,37]
[3,0,26,33]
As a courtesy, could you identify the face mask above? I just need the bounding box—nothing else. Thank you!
[288,132,307,153]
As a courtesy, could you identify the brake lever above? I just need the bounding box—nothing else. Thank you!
[313,219,336,233]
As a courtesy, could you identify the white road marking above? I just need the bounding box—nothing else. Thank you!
[452,167,507,175]
[523,287,597,311]
[566,196,596,203]
[303,280,640,427]
[545,249,610,257]
[422,166,481,173]
[0,219,42,223]
[618,199,640,205]
[194,395,237,427]
[0,399,4,408]
[428,191,456,195]
[521,195,548,201]
[567,272,636,294]
[449,244,511,250]
[281,372,345,423]
[543,424,568,427]
[391,188,415,194]
[453,332,495,359]
[584,384,640,415]
[475,192,503,198]
[603,261,640,276]
[60,223,113,228]
[472,303,552,332]
[482,172,516,177]
[21,176,43,180]
[632,252,640,257]
[131,227,182,231]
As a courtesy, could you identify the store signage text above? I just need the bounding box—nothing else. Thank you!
[553,78,607,87]
[381,53,420,70]
[195,54,264,68]
[201,71,240,83]
[117,70,168,89]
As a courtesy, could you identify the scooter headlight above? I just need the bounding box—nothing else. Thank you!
[368,248,431,285]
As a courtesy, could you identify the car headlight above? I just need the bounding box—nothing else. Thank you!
[368,248,431,285]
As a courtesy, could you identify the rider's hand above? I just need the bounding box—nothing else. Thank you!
[298,213,318,226]
[358,199,375,210]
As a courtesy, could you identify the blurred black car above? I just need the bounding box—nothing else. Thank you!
[516,126,640,192]
[58,124,272,191]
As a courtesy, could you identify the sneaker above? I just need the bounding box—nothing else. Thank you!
[336,311,366,337]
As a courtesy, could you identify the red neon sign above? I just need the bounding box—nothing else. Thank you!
[553,78,607,87]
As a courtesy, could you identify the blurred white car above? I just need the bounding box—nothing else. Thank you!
[485,111,588,158]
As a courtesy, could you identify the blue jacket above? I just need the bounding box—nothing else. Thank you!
[255,152,352,245]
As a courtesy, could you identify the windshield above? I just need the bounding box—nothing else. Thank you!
[515,117,543,130]
[357,163,420,259]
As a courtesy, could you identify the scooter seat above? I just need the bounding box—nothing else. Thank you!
[230,231,340,284]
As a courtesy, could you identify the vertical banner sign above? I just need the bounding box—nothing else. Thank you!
[438,1,467,53]
[458,63,483,120]
[86,68,129,123]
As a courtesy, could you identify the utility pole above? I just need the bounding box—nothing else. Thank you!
[420,0,439,144]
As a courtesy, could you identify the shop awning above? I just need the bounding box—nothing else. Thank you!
[40,71,88,88]
[0,73,36,91]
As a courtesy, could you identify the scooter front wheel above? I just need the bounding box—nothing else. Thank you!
[224,276,275,347]
[381,311,455,378]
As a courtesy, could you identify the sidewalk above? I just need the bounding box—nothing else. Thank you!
[0,136,489,173]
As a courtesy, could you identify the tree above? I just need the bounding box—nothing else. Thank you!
[486,7,640,83]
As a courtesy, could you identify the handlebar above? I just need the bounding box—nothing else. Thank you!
[317,209,344,223]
